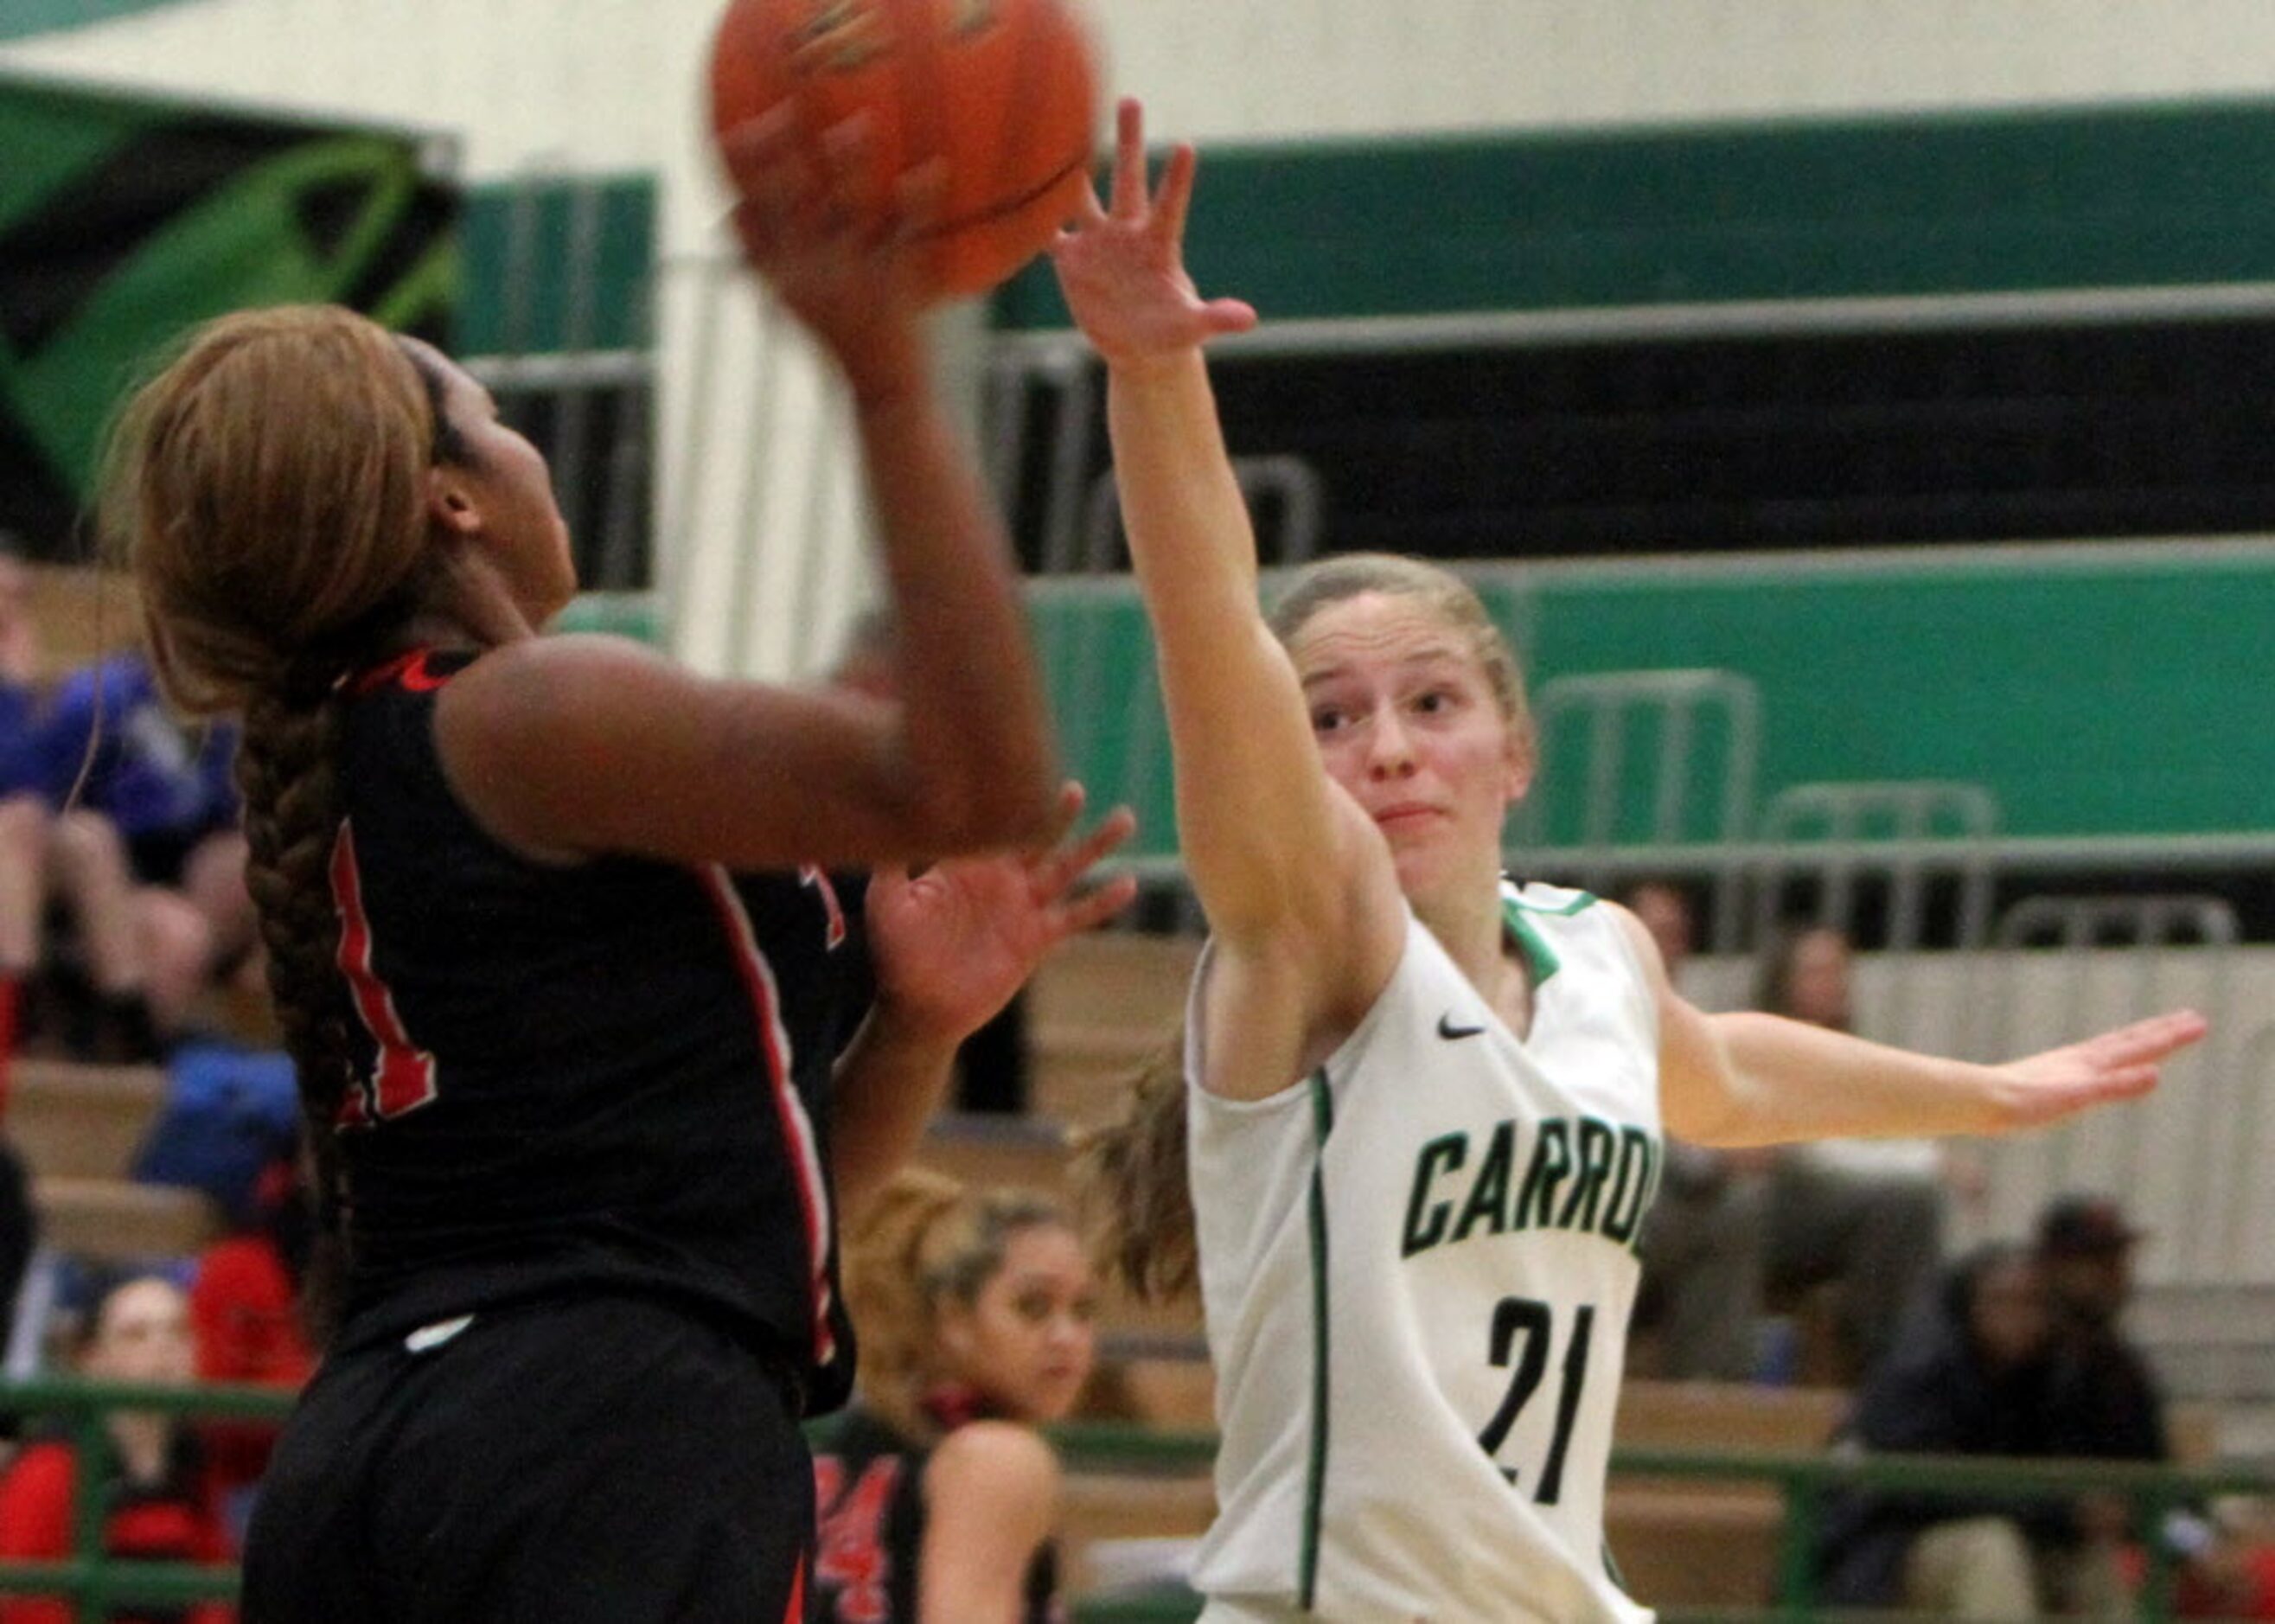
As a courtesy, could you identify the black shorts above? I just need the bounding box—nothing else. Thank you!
[243,1293,815,1624]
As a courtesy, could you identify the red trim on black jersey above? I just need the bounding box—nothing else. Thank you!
[331,819,442,1128]
[699,865,838,1365]
[800,865,848,951]
[349,646,450,696]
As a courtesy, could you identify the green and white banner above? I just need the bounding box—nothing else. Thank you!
[0,74,457,554]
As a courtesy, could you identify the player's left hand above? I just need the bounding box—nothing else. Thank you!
[865,781,1139,1044]
[1049,97,1257,371]
[1985,1007,2207,1128]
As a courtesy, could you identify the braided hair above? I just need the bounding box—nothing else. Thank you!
[102,305,469,1338]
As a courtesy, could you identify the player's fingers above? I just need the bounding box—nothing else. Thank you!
[1056,872,1141,937]
[883,157,947,246]
[816,111,883,231]
[1032,798,1134,897]
[1203,297,1262,337]
[2090,1008,2208,1065]
[1045,780,1090,844]
[1153,144,1199,242]
[1109,96,1148,218]
[718,104,799,203]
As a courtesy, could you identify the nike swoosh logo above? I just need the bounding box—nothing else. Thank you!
[1437,1013,1487,1040]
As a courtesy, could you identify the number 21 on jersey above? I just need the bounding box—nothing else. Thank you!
[1476,1295,1594,1504]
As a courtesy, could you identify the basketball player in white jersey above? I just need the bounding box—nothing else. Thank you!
[1051,100,2207,1624]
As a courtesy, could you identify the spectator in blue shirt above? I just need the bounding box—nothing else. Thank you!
[34,649,255,1049]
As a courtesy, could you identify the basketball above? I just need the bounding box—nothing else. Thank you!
[709,0,1102,303]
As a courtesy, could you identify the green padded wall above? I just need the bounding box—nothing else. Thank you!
[996,99,2275,327]
[1031,546,2274,860]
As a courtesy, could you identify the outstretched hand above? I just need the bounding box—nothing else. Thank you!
[718,107,934,398]
[1049,98,1258,368]
[1986,1008,2208,1129]
[865,783,1140,1045]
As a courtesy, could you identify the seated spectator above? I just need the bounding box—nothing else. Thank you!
[0,1273,236,1624]
[1758,923,1949,1378]
[1814,1243,2125,1618]
[812,1167,1098,1622]
[2037,1192,2228,1612]
[188,1156,316,1537]
[34,648,253,1050]
[0,547,192,1067]
[1626,879,1772,1380]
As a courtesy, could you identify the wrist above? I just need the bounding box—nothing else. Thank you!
[1104,346,1207,387]
[835,323,930,411]
[860,990,970,1058]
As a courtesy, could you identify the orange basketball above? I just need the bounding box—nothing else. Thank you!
[709,0,1102,303]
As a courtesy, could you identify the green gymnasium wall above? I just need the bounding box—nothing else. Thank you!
[1032,547,2272,861]
[459,176,654,355]
[995,98,2275,325]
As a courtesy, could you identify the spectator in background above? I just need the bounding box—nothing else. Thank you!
[188,1157,316,1538]
[2037,1194,2163,1461]
[811,1167,1098,1621]
[1759,922,1949,1378]
[2035,1192,2227,1613]
[0,546,205,1070]
[34,648,254,1050]
[1813,1243,2097,1617]
[1627,879,1772,1380]
[0,1273,237,1624]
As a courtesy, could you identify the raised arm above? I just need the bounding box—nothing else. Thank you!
[438,112,1056,871]
[1612,908,2208,1147]
[1050,101,1404,1087]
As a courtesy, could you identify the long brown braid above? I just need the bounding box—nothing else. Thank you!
[1076,554,1532,1305]
[100,305,467,1338]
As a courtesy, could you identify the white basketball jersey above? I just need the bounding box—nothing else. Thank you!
[1185,880,1661,1623]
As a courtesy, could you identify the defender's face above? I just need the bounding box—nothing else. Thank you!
[1289,591,1532,905]
[936,1224,1098,1425]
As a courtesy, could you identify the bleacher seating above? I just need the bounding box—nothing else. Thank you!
[7,1056,220,1265]
[1024,931,1196,1129]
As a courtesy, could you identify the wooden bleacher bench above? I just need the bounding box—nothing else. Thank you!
[8,1058,169,1180]
[1607,1380,1850,1607]
[31,1175,219,1263]
[1025,932,1197,1129]
[1058,1471,1215,1599]
[8,1056,219,1266]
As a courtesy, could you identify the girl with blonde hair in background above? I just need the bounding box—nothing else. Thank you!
[815,1167,1100,1622]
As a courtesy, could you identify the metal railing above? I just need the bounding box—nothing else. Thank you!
[0,1378,288,1615]
[3,1382,2267,1621]
[1048,1422,2275,1623]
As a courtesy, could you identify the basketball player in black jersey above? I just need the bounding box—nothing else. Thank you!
[102,116,1116,1623]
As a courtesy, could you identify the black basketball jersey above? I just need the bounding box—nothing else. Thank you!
[324,645,863,1409]
[808,1404,1061,1624]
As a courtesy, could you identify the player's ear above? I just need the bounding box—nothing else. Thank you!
[1501,713,1537,806]
[426,467,482,539]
